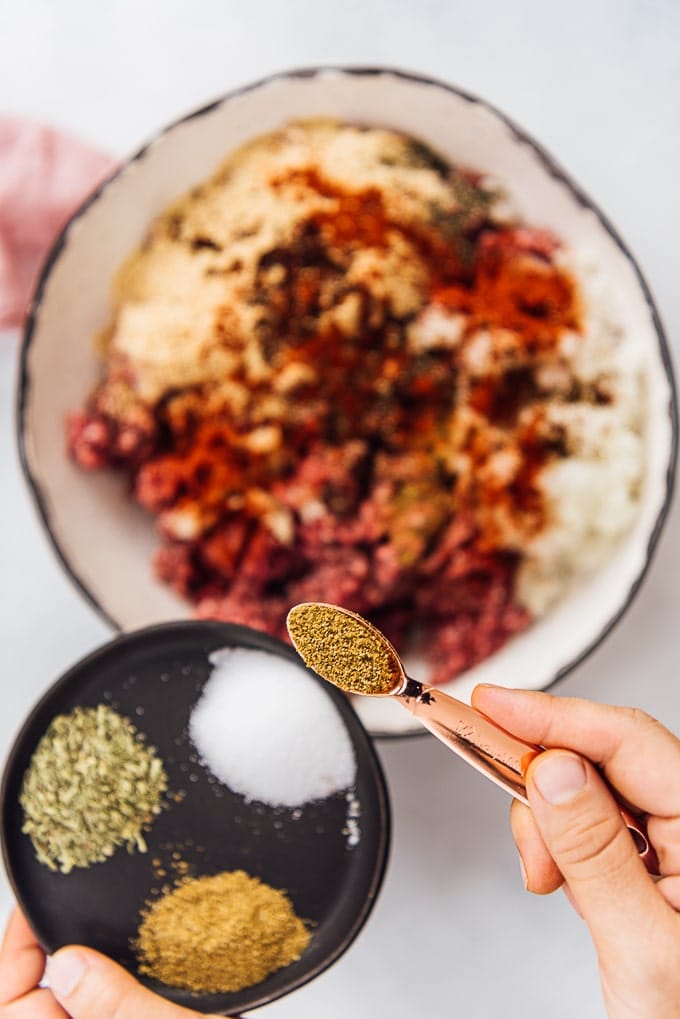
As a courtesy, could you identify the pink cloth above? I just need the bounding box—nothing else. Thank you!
[0,117,116,329]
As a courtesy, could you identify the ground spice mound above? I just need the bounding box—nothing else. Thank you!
[135,869,310,993]
[288,603,401,695]
[20,704,167,874]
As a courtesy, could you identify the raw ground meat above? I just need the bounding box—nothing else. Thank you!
[69,121,642,685]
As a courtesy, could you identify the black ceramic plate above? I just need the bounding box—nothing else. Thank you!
[1,621,390,1015]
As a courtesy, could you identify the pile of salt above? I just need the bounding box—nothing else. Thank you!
[189,647,357,808]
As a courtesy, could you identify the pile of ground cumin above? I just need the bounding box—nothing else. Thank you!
[135,869,310,993]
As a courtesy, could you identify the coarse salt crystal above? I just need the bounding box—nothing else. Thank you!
[189,647,357,807]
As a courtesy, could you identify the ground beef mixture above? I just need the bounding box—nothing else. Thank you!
[68,120,588,684]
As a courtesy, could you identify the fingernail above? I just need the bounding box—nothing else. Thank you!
[517,851,528,890]
[532,752,587,805]
[46,950,88,997]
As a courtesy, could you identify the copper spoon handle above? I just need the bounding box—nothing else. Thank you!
[399,678,659,875]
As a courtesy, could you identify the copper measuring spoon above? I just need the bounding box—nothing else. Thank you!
[287,602,659,875]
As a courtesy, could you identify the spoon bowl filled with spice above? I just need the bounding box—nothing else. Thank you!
[287,601,659,874]
[0,621,390,1014]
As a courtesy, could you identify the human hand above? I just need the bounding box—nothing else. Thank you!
[472,685,680,1019]
[0,908,229,1018]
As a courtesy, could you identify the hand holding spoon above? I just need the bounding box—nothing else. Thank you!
[286,601,659,875]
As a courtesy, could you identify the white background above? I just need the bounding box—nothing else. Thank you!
[1,2,679,1017]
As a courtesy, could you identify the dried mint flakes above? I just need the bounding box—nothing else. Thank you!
[20,704,168,874]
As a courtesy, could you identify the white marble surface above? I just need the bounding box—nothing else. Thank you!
[1,2,679,1016]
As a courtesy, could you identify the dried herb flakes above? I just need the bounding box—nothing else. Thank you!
[20,704,168,874]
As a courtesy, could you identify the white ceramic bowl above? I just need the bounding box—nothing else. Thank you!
[18,67,677,737]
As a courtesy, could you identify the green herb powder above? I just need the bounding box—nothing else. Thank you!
[20,704,168,874]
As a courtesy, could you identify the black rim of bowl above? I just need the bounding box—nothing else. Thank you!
[16,65,679,740]
[1,619,391,1013]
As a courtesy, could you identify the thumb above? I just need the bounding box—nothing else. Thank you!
[45,945,226,1019]
[525,750,667,955]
